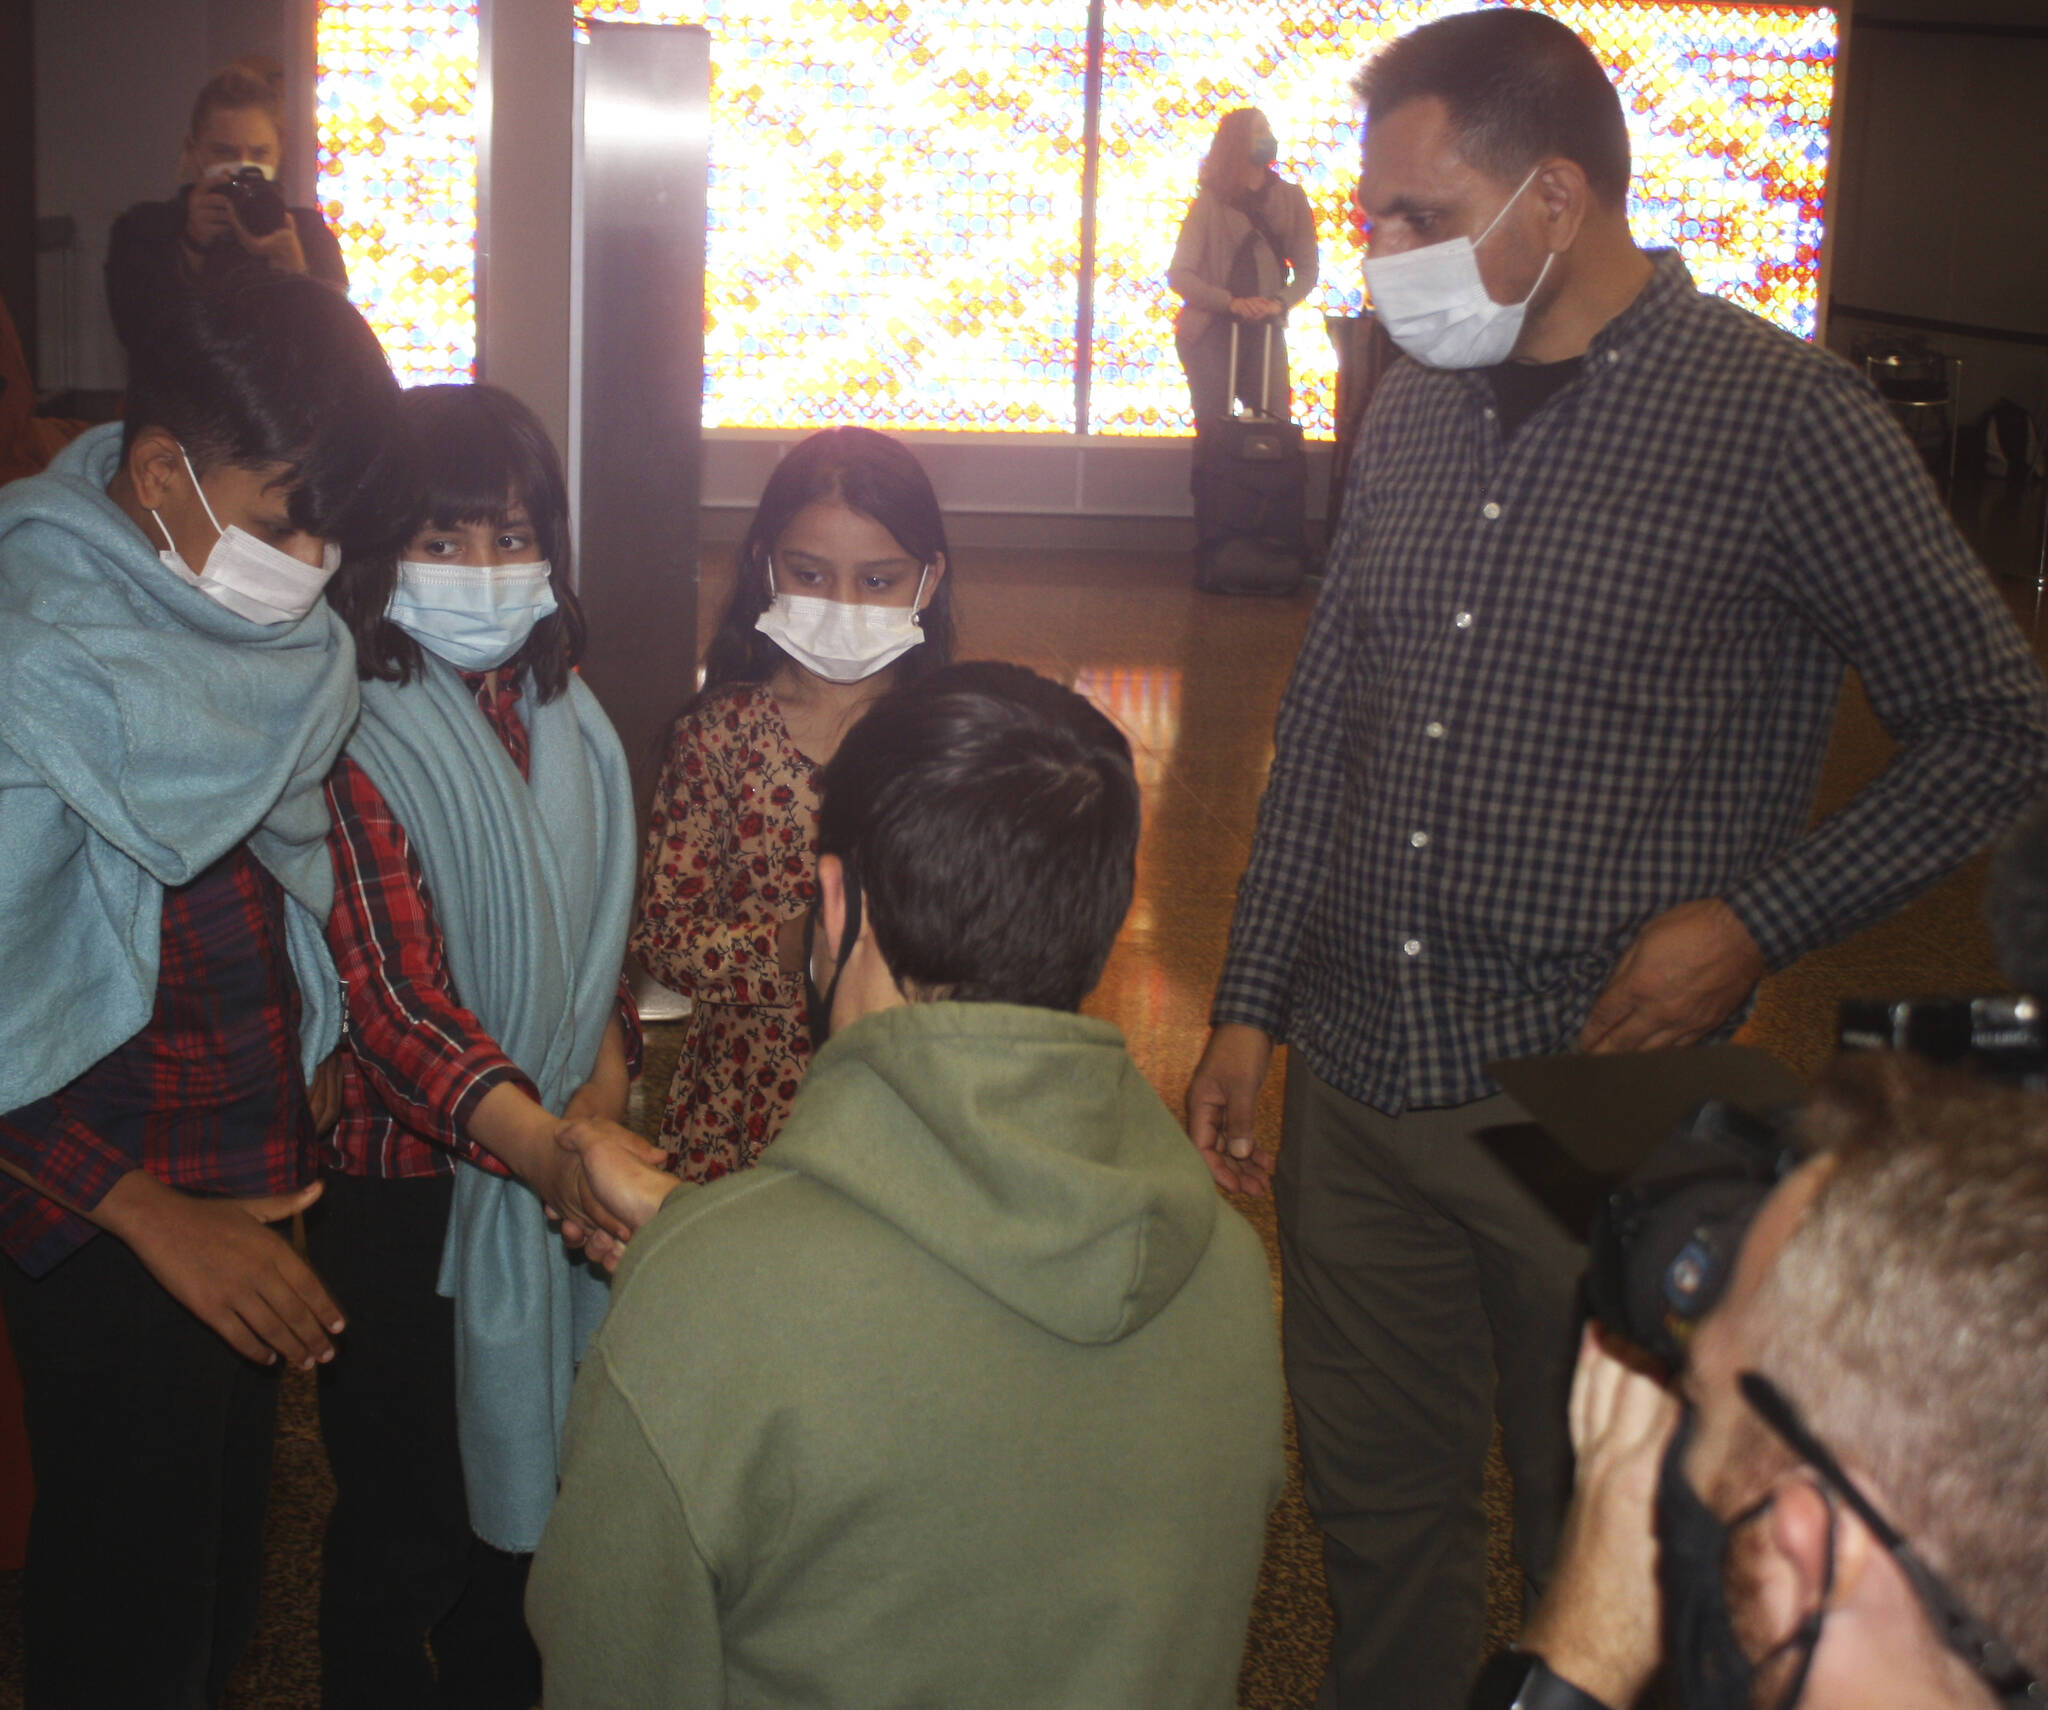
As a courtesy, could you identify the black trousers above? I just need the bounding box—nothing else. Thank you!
[0,1232,280,1710]
[304,1170,540,1710]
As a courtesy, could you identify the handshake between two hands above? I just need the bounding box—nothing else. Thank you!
[542,1099,682,1273]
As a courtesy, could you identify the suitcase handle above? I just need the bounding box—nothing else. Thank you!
[1228,319,1279,421]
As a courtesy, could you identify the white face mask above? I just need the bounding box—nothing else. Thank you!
[754,561,929,684]
[386,558,560,672]
[150,447,340,626]
[1362,166,1554,369]
[201,158,277,183]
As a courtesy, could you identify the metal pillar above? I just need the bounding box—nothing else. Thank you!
[574,22,708,825]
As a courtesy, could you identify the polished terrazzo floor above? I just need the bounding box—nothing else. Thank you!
[2,512,2042,1707]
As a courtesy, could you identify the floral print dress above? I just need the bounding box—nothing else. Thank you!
[631,683,819,1180]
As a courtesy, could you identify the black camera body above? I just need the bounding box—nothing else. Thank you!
[1837,991,2047,1086]
[1583,990,2044,1372]
[1585,1099,1798,1375]
[217,166,290,238]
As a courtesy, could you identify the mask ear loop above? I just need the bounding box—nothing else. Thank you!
[909,563,930,628]
[176,444,228,542]
[1758,1483,1839,1710]
[1474,163,1544,250]
[803,854,864,1049]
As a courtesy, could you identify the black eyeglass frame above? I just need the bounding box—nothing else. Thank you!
[1738,1370,2044,1708]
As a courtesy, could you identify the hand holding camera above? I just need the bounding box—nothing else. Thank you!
[184,164,307,276]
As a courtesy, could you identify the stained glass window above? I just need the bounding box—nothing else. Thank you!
[317,2,481,386]
[1093,0,1837,437]
[314,0,1838,435]
[585,0,1089,431]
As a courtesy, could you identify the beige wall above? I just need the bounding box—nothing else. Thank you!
[32,0,312,394]
[1826,9,2048,421]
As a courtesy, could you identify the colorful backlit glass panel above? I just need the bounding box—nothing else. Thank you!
[585,0,1087,431]
[314,0,1836,435]
[317,2,480,385]
[1096,0,1837,437]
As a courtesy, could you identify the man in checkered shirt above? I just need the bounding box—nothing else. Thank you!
[1182,13,2048,1709]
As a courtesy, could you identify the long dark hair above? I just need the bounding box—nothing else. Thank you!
[699,426,957,703]
[329,383,588,704]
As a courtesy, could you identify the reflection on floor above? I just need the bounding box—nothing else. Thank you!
[1,528,2040,1710]
[698,531,2048,1705]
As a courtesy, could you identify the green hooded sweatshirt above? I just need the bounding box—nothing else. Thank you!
[529,1001,1284,1709]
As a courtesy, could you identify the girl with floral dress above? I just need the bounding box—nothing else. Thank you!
[632,427,956,1179]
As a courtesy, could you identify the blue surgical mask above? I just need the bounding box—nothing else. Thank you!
[386,558,559,672]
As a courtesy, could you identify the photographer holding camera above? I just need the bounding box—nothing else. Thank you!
[1479,1055,2047,1710]
[106,61,349,358]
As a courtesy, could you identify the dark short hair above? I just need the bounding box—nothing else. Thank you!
[1355,9,1632,207]
[329,383,587,703]
[188,61,284,143]
[815,662,1139,1012]
[701,425,957,700]
[121,271,409,559]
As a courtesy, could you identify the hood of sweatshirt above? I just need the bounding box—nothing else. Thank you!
[765,1002,1220,1346]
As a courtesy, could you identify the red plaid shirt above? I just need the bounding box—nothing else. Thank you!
[321,669,642,1179]
[0,848,313,1276]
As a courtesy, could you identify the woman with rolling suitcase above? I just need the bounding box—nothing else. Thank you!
[1170,109,1320,593]
[1168,107,1319,424]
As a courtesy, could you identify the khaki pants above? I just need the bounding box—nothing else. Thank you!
[1275,1060,1585,1710]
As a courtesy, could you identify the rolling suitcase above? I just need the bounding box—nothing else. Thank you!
[1191,321,1310,597]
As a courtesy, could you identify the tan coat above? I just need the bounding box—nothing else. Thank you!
[1167,177,1320,344]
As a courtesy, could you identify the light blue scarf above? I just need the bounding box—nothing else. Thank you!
[345,652,636,1551]
[0,424,350,1114]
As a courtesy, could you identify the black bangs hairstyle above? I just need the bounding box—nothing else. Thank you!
[122,271,410,559]
[329,382,588,704]
[1355,9,1632,208]
[815,661,1139,1013]
[699,425,956,703]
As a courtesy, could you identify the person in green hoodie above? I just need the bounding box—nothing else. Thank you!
[530,661,1285,1708]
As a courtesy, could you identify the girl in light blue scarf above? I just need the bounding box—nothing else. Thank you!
[311,384,673,1707]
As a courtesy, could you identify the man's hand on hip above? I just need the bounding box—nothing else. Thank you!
[1185,1023,1276,1196]
[1577,898,1766,1056]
